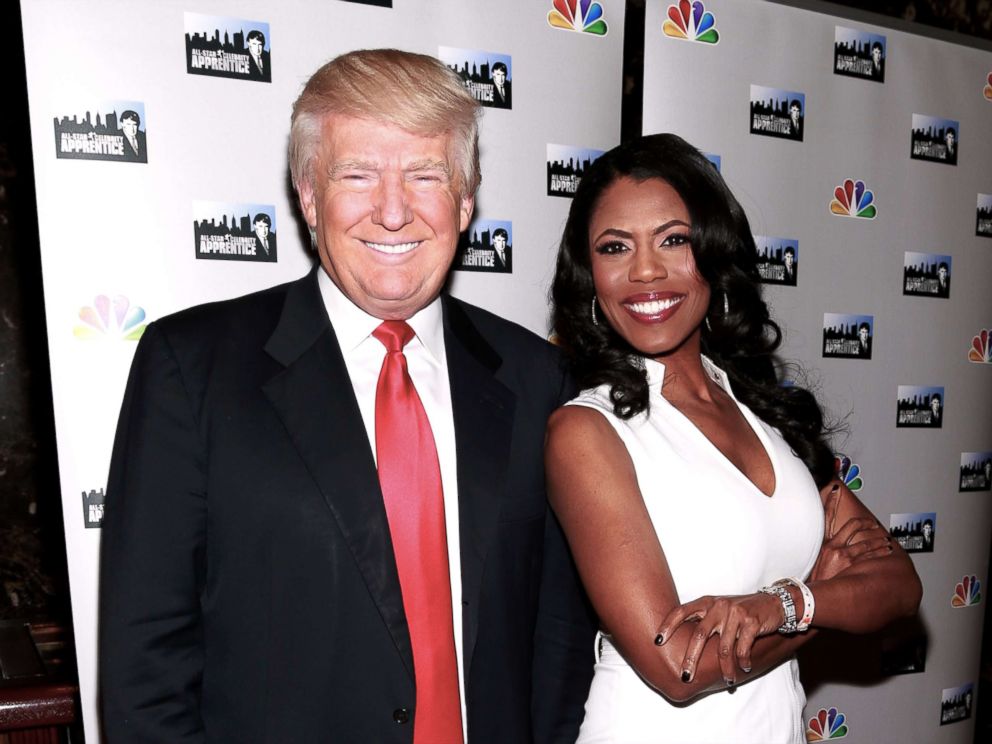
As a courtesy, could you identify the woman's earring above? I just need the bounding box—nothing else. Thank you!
[705,316,713,332]
[723,292,729,317]
[591,296,599,327]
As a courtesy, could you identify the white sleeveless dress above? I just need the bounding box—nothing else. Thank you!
[567,357,824,744]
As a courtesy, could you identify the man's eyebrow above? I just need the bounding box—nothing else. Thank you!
[404,159,450,174]
[328,160,377,178]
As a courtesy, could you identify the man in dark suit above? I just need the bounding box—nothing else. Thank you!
[119,109,146,162]
[246,29,270,82]
[491,61,511,109]
[252,212,276,259]
[99,49,595,743]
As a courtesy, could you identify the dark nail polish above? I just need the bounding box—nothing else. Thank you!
[654,633,664,646]
[681,670,691,683]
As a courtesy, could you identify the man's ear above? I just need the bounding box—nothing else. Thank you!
[297,177,318,229]
[459,194,475,232]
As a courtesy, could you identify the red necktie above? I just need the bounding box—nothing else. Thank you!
[373,321,463,743]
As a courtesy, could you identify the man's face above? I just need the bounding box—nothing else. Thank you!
[872,47,882,65]
[945,131,955,150]
[493,68,506,87]
[938,266,947,282]
[254,220,269,240]
[493,233,506,251]
[248,37,263,57]
[790,104,800,123]
[859,326,869,344]
[922,523,932,539]
[784,251,794,269]
[298,114,473,320]
[121,118,138,138]
[931,398,941,415]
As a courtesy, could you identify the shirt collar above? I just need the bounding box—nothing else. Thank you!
[317,267,444,364]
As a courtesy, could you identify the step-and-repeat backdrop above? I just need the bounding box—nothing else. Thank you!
[642,1,992,742]
[19,0,625,737]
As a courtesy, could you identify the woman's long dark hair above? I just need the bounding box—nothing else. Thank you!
[551,133,835,487]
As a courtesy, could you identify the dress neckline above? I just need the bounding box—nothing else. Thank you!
[642,356,779,499]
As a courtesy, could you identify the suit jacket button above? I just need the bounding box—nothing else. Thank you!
[393,708,410,724]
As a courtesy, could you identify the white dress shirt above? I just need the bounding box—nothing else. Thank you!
[318,270,466,737]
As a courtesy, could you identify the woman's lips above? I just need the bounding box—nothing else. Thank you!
[621,292,686,322]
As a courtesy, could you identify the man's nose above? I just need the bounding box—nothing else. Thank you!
[372,174,413,230]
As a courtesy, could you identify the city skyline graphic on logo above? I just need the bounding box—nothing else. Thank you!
[749,85,805,142]
[663,1,720,44]
[977,193,992,237]
[911,113,959,165]
[74,295,147,340]
[896,385,944,429]
[968,329,991,364]
[754,236,797,286]
[82,488,105,529]
[951,575,981,608]
[959,451,991,491]
[438,47,512,110]
[184,13,271,82]
[822,313,873,360]
[193,201,277,262]
[833,26,885,83]
[829,178,876,219]
[547,144,605,198]
[806,706,849,740]
[833,453,863,491]
[903,251,951,299]
[54,101,148,163]
[940,682,973,725]
[547,0,608,35]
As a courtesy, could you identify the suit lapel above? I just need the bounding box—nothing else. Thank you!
[262,269,414,680]
[443,298,516,680]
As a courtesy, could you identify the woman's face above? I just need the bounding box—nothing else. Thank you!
[588,176,710,359]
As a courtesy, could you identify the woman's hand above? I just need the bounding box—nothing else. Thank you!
[654,591,784,687]
[810,483,892,582]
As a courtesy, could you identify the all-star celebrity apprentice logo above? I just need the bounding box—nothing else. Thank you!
[749,85,805,142]
[193,202,278,262]
[753,236,797,286]
[454,219,513,273]
[547,144,604,197]
[185,13,271,82]
[911,114,958,165]
[54,101,148,163]
[439,47,512,110]
[834,27,886,82]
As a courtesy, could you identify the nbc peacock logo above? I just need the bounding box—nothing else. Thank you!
[74,294,147,340]
[829,179,876,219]
[547,0,608,36]
[968,329,991,364]
[833,454,863,492]
[951,575,981,608]
[663,1,720,44]
[806,707,849,740]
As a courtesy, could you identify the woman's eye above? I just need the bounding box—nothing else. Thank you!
[594,241,628,256]
[661,233,691,247]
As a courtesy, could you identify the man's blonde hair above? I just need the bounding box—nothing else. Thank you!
[289,49,481,197]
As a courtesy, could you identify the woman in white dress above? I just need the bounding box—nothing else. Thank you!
[546,134,922,744]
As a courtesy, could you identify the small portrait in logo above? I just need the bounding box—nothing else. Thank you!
[439,47,511,110]
[910,114,958,165]
[749,85,805,142]
[977,194,992,238]
[896,385,944,428]
[82,488,106,529]
[185,13,271,83]
[959,451,992,492]
[879,632,926,675]
[889,511,936,553]
[903,252,951,298]
[754,236,797,286]
[822,313,873,359]
[54,102,148,163]
[834,27,886,82]
[193,202,278,262]
[547,144,605,198]
[454,219,512,273]
[940,682,973,725]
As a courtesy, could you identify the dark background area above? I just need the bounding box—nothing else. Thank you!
[2,1,990,740]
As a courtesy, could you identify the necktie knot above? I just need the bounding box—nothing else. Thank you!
[373,320,415,353]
